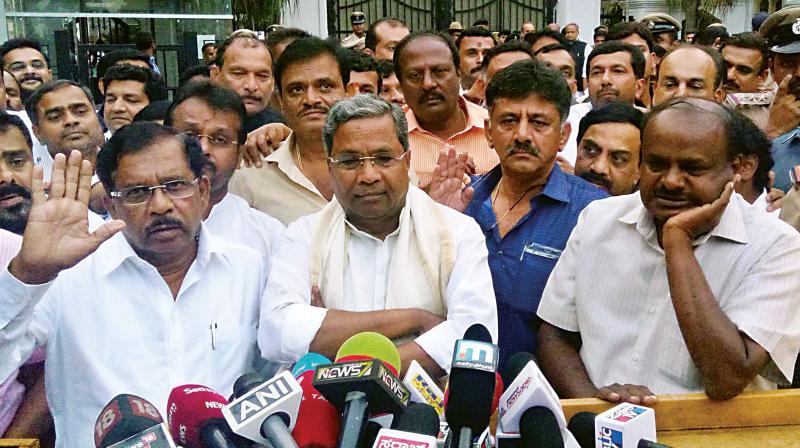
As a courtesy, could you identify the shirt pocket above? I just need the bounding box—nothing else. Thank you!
[519,242,562,261]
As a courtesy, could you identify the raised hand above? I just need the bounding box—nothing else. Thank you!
[241,123,292,168]
[765,75,800,139]
[427,146,474,212]
[9,151,125,284]
[663,175,739,242]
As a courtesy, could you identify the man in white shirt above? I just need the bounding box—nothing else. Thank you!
[164,81,284,262]
[562,41,646,168]
[260,94,497,377]
[537,98,800,404]
[0,123,268,446]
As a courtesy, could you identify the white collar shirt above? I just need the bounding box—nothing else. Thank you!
[206,192,285,269]
[0,226,268,447]
[751,190,780,218]
[537,193,800,394]
[258,197,498,371]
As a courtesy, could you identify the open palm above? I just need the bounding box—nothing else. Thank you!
[11,151,124,284]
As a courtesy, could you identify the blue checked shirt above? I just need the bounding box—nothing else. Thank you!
[465,165,608,369]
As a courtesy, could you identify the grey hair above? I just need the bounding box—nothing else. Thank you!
[322,94,409,157]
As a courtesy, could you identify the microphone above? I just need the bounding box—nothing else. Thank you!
[94,394,176,448]
[444,323,498,448]
[568,405,671,448]
[292,354,341,448]
[222,370,303,448]
[312,332,410,448]
[519,406,564,448]
[403,360,445,419]
[371,429,437,448]
[392,402,440,437]
[497,352,566,434]
[167,384,239,448]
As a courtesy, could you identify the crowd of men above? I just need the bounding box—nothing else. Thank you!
[0,5,799,447]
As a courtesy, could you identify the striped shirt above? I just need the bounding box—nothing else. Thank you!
[406,97,499,185]
[0,229,22,435]
[537,192,800,394]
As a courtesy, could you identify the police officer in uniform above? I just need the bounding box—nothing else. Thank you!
[640,13,682,50]
[341,11,367,50]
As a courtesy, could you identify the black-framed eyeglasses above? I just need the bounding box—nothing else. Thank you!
[328,151,410,171]
[110,178,199,205]
[185,132,238,149]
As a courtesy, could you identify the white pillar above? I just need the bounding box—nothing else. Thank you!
[556,0,602,39]
[281,0,328,38]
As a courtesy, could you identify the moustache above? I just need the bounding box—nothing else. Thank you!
[19,73,42,84]
[596,87,619,97]
[504,142,541,157]
[0,183,31,205]
[578,171,612,190]
[145,216,184,235]
[419,91,445,103]
[298,105,328,117]
[653,186,687,202]
[241,94,264,103]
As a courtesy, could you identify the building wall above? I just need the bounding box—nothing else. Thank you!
[557,0,603,39]
[281,0,328,37]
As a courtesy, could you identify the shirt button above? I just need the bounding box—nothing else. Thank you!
[648,307,656,314]
[633,354,640,361]
[498,250,503,256]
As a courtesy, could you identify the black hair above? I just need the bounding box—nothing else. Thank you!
[274,37,350,95]
[0,38,49,67]
[365,18,408,52]
[0,110,32,151]
[201,42,216,53]
[480,40,535,71]
[376,59,395,79]
[535,42,574,59]
[133,100,172,123]
[485,58,571,122]
[645,98,773,192]
[393,31,460,81]
[695,25,729,46]
[586,41,646,80]
[102,64,168,102]
[653,44,667,57]
[594,29,608,40]
[577,102,644,145]
[720,32,769,74]
[96,122,206,192]
[499,30,511,37]
[523,29,568,48]
[607,22,655,53]
[179,64,211,86]
[455,26,497,50]
[165,80,247,145]
[135,32,155,52]
[662,44,726,89]
[25,80,94,126]
[214,34,270,68]
[265,27,310,61]
[96,49,150,79]
[472,18,490,27]
[347,50,382,92]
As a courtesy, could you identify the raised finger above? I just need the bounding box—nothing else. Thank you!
[49,153,67,199]
[63,151,83,200]
[30,165,46,206]
[77,160,94,205]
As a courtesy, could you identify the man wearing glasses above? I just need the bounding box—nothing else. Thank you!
[164,81,284,264]
[259,94,497,378]
[0,122,269,446]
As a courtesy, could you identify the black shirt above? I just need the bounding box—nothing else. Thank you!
[244,107,285,134]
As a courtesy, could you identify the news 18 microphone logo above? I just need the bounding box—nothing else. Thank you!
[452,340,498,372]
[597,426,623,448]
[226,375,295,424]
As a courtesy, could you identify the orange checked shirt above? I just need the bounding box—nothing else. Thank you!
[405,97,499,185]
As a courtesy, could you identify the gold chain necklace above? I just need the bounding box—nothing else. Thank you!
[294,142,305,173]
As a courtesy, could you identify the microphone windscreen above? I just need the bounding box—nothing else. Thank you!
[292,370,341,448]
[292,352,332,377]
[95,394,163,448]
[500,352,536,387]
[335,332,402,375]
[231,372,266,399]
[392,403,440,437]
[358,421,384,448]
[166,384,228,448]
[568,412,597,448]
[463,323,492,343]
[520,406,564,448]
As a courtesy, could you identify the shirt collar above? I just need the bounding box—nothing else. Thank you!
[263,133,323,195]
[406,96,485,133]
[97,224,224,276]
[471,163,571,204]
[619,192,749,245]
[777,126,800,144]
